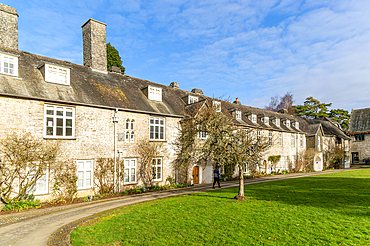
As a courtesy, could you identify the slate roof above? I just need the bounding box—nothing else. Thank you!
[0,46,349,140]
[348,108,370,134]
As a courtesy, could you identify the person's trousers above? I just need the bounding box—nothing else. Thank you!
[213,177,220,188]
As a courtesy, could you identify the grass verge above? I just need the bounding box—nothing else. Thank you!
[70,170,370,245]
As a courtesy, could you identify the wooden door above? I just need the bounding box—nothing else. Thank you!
[263,160,267,172]
[192,166,199,184]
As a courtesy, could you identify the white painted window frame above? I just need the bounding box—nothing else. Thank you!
[148,86,162,101]
[44,104,75,139]
[249,114,257,123]
[188,96,198,104]
[124,159,137,184]
[300,135,303,148]
[264,116,269,125]
[0,52,18,76]
[149,116,165,141]
[273,118,280,127]
[213,101,221,112]
[27,167,49,195]
[279,132,283,147]
[76,160,93,190]
[44,63,70,86]
[269,131,273,146]
[152,158,162,181]
[291,134,295,148]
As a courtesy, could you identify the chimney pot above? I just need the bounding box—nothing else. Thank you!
[170,82,179,89]
[191,88,203,95]
[233,98,241,105]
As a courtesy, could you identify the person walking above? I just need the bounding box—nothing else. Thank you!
[213,166,221,188]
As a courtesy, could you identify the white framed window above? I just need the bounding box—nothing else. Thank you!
[291,155,295,168]
[300,135,303,148]
[44,104,75,139]
[294,121,299,129]
[44,63,70,86]
[124,159,137,184]
[248,114,257,123]
[279,132,283,147]
[291,134,295,148]
[152,158,162,181]
[269,131,273,146]
[243,163,250,173]
[285,120,290,127]
[280,156,286,169]
[198,125,208,139]
[149,116,165,140]
[124,118,135,143]
[213,101,221,112]
[273,118,280,127]
[0,52,18,76]
[27,168,48,195]
[264,116,269,125]
[318,136,321,150]
[188,96,198,104]
[148,86,162,101]
[257,130,261,140]
[235,110,242,120]
[77,160,93,189]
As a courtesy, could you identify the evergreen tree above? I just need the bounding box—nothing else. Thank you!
[294,96,332,118]
[106,42,125,74]
[329,108,350,131]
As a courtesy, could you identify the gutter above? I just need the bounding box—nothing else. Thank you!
[0,93,184,118]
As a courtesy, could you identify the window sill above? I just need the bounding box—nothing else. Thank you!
[124,182,137,185]
[44,137,76,140]
[77,187,93,191]
[149,139,166,142]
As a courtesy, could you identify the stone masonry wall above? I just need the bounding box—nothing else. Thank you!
[351,134,370,162]
[82,19,107,72]
[0,4,18,50]
[0,97,180,201]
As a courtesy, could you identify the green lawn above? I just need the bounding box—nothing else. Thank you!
[71,170,370,245]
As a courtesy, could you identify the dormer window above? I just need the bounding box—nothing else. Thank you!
[188,96,198,104]
[293,121,299,129]
[235,110,242,120]
[148,86,162,101]
[273,118,280,127]
[39,63,70,86]
[0,52,18,76]
[248,114,257,123]
[284,120,290,127]
[264,116,269,125]
[213,101,221,112]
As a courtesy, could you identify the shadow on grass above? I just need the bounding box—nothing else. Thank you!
[190,174,370,217]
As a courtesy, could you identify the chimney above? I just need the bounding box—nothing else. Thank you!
[0,4,18,50]
[170,82,179,89]
[191,88,203,95]
[82,19,107,73]
[233,98,241,105]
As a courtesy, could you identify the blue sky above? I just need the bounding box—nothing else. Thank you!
[4,0,370,111]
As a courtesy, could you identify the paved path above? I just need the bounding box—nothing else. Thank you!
[0,169,355,246]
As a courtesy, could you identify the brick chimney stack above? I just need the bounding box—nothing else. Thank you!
[0,3,18,50]
[82,19,107,73]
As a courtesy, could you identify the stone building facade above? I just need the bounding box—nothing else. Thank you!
[0,3,351,202]
[348,108,370,164]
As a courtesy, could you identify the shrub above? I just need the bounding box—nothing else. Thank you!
[52,160,78,202]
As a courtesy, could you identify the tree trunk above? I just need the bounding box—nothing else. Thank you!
[234,164,246,200]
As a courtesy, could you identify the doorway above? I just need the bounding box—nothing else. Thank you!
[192,166,199,184]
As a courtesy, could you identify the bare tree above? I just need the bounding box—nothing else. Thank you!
[136,139,165,187]
[52,159,78,201]
[176,100,270,200]
[0,132,59,204]
[265,92,295,115]
[94,158,115,195]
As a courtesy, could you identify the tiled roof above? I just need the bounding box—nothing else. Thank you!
[348,108,370,134]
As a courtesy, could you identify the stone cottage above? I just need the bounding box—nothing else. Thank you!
[0,3,351,202]
[348,108,370,164]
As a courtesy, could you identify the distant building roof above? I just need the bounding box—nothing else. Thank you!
[348,108,370,135]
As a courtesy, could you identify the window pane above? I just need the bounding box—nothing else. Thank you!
[157,166,161,179]
[126,119,129,129]
[131,120,134,130]
[152,166,156,179]
[47,107,54,115]
[66,109,73,117]
[131,160,136,167]
[155,119,159,124]
[56,108,64,116]
[150,126,154,139]
[150,118,154,124]
[131,168,135,182]
[56,118,63,136]
[85,171,91,187]
[160,119,164,125]
[157,159,161,165]
[155,126,159,139]
[78,171,84,188]
[124,168,129,182]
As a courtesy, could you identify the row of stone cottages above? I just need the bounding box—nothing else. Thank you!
[0,4,350,201]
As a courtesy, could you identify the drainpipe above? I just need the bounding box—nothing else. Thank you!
[118,149,122,192]
[112,109,119,193]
